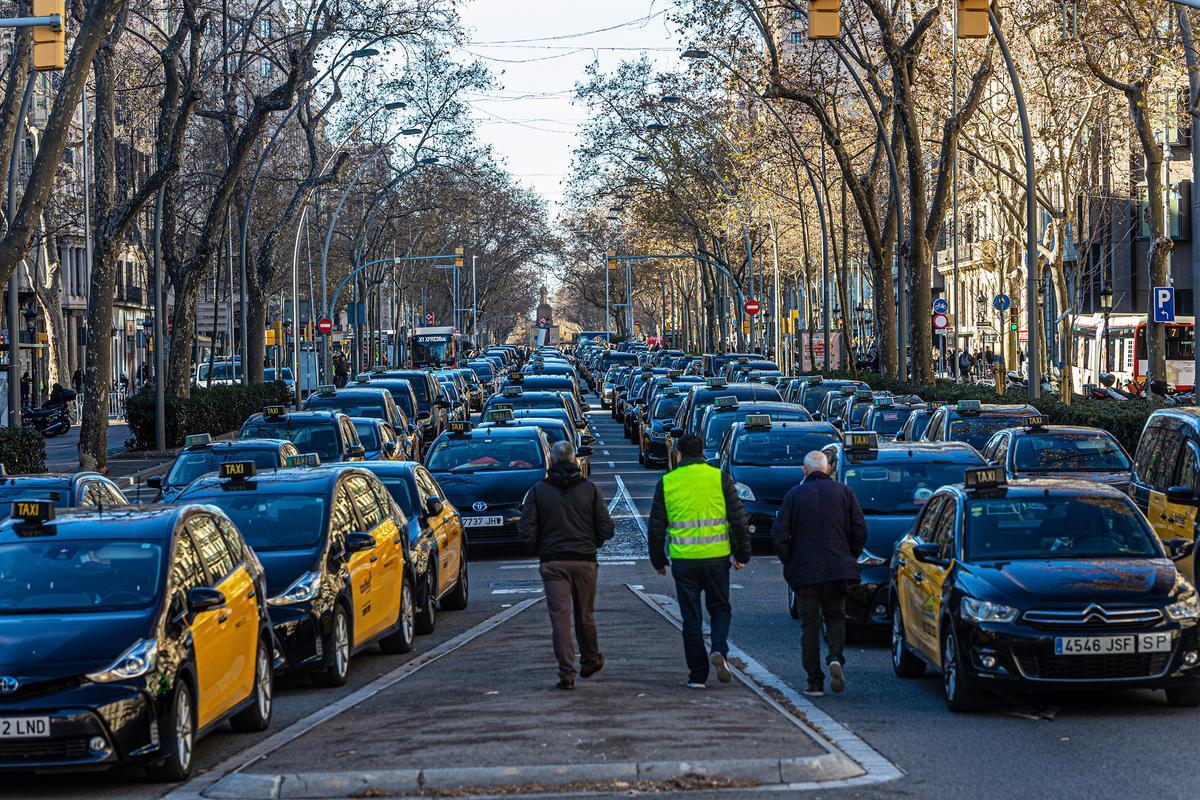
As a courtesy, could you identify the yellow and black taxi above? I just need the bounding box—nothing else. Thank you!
[895,401,945,442]
[666,377,784,465]
[0,468,129,514]
[480,415,592,476]
[356,460,469,634]
[356,374,426,457]
[239,406,366,464]
[819,432,985,628]
[696,398,813,462]
[796,377,869,420]
[981,416,1131,490]
[920,399,1039,452]
[374,369,451,442]
[716,416,840,541]
[860,395,925,441]
[817,385,863,429]
[0,500,273,779]
[890,467,1200,711]
[303,384,404,431]
[350,417,406,461]
[150,434,300,502]
[175,460,416,687]
[1130,408,1200,585]
[639,386,686,468]
[480,386,573,428]
[424,413,551,545]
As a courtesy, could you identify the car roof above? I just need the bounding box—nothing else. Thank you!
[244,410,343,425]
[315,387,391,400]
[0,504,186,542]
[354,460,420,478]
[945,477,1130,500]
[180,464,367,497]
[443,425,543,440]
[835,441,984,460]
[944,403,1038,414]
[184,439,285,451]
[1004,424,1115,437]
[731,420,839,434]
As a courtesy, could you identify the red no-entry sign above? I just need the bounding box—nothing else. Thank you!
[317,317,333,335]
[744,299,761,316]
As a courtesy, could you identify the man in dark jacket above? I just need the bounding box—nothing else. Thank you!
[772,450,867,697]
[519,440,614,689]
[648,434,751,688]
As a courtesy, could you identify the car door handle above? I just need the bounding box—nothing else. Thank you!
[912,573,924,583]
[393,536,402,544]
[896,557,906,567]
[218,612,230,623]
[370,555,378,563]
[1161,513,1169,520]
[247,589,256,599]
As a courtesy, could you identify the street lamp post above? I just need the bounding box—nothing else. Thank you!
[22,301,36,407]
[1100,284,1114,374]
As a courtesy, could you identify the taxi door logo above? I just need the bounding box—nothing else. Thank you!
[0,676,19,694]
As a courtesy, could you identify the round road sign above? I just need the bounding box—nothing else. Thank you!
[932,313,949,331]
[933,297,949,314]
[317,317,333,335]
[993,293,1011,312]
[744,299,761,316]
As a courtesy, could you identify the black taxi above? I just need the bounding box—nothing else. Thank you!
[239,406,365,463]
[921,399,1039,452]
[0,469,129,512]
[175,461,415,688]
[859,395,923,441]
[0,501,273,779]
[895,401,945,442]
[890,468,1200,711]
[981,416,1131,490]
[820,432,984,627]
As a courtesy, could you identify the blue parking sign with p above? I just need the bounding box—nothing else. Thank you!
[1153,287,1175,323]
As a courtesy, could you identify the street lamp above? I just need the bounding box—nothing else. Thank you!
[660,95,683,104]
[681,48,711,59]
[401,128,422,136]
[645,122,668,132]
[632,155,650,162]
[1100,284,1114,374]
[22,301,36,406]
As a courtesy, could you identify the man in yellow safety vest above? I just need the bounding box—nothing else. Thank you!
[648,434,751,688]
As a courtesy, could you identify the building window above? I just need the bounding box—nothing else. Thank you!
[790,31,804,44]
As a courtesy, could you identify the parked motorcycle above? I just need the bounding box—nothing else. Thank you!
[23,402,71,437]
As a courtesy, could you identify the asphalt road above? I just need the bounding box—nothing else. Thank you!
[10,394,1196,799]
[43,422,131,472]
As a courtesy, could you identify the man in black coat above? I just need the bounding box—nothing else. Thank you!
[772,450,867,696]
[519,440,615,689]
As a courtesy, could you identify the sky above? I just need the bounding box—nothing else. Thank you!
[457,0,681,215]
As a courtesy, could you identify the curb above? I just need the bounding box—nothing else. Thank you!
[202,753,864,799]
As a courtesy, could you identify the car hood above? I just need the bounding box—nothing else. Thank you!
[729,465,805,505]
[258,549,323,597]
[432,468,546,510]
[0,609,156,678]
[959,558,1182,606]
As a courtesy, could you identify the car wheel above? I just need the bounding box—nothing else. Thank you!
[312,603,351,687]
[941,627,982,711]
[379,578,416,654]
[442,553,469,611]
[788,587,800,620]
[891,606,924,678]
[231,638,273,732]
[1166,685,1200,707]
[146,678,195,782]
[415,569,437,635]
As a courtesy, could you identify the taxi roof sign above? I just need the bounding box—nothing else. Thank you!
[840,385,858,395]
[844,431,879,452]
[873,394,894,407]
[263,404,287,419]
[448,420,473,434]
[316,384,337,396]
[855,389,873,400]
[662,387,680,396]
[707,377,727,388]
[184,433,213,447]
[964,465,1007,495]
[12,499,54,526]
[487,408,515,423]
[714,396,739,409]
[502,385,524,397]
[927,400,947,409]
[220,461,256,481]
[957,399,982,414]
[1024,415,1048,430]
[354,373,371,383]
[808,375,824,384]
[285,452,320,468]
[744,414,772,430]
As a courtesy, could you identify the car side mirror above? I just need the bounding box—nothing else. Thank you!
[146,475,163,490]
[670,426,685,438]
[344,531,376,554]
[346,444,366,459]
[577,445,594,457]
[417,411,431,421]
[580,404,591,412]
[1167,538,1195,562]
[1167,485,1198,507]
[582,435,596,445]
[383,441,399,457]
[186,586,226,614]
[575,420,588,430]
[912,542,949,567]
[424,496,445,517]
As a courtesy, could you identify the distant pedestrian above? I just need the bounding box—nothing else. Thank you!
[519,441,614,690]
[648,434,750,689]
[71,367,83,393]
[772,451,867,697]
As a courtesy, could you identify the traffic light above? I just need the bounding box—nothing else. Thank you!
[455,246,464,269]
[607,249,618,271]
[956,0,989,38]
[808,0,840,39]
[32,0,65,71]
[1009,305,1019,332]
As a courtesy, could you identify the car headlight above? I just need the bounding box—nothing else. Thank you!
[1167,593,1200,621]
[649,429,667,440]
[87,638,158,683]
[269,571,322,606]
[960,597,1019,624]
[856,549,887,567]
[734,482,756,502]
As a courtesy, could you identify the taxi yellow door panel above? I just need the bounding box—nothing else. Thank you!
[330,485,375,646]
[218,566,259,705]
[190,606,228,729]
[347,476,402,641]
[913,560,949,664]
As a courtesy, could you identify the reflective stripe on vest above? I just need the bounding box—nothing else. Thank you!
[662,462,731,560]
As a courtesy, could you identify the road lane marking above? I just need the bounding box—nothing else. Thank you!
[491,587,545,595]
[165,598,543,800]
[614,475,647,536]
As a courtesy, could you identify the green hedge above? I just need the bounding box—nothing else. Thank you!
[126,382,292,450]
[0,428,46,473]
[805,370,1153,456]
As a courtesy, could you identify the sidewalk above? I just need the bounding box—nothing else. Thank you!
[203,584,862,799]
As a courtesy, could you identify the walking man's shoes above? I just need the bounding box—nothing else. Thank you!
[710,652,732,684]
[803,684,824,697]
[556,678,575,690]
[686,681,706,689]
[580,654,605,678]
[830,661,846,694]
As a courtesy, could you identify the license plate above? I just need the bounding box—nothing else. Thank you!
[1054,633,1173,655]
[0,717,50,738]
[462,515,504,528]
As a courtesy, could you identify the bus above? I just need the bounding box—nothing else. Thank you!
[1071,314,1194,393]
[409,326,467,368]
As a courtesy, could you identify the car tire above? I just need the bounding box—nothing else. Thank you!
[230,638,273,733]
[1166,685,1200,707]
[415,569,437,635]
[891,606,924,678]
[379,578,415,654]
[312,603,352,687]
[941,626,982,712]
[441,552,469,611]
[146,678,195,783]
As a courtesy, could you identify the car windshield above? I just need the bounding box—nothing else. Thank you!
[1012,432,1131,472]
[848,402,873,425]
[197,362,241,382]
[0,484,70,508]
[195,493,327,551]
[167,449,281,487]
[353,422,380,450]
[467,363,494,380]
[845,461,980,514]
[240,421,342,461]
[507,422,568,443]
[704,409,811,448]
[0,540,162,613]
[907,412,933,440]
[486,397,566,415]
[802,385,839,413]
[869,407,915,436]
[948,414,1031,449]
[305,395,387,420]
[426,437,543,472]
[731,430,839,466]
[965,496,1159,560]
[652,396,683,420]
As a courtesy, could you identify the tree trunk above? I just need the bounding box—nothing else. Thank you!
[166,268,204,396]
[78,240,118,471]
[247,295,267,382]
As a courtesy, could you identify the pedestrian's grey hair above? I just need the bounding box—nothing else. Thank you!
[550,440,576,464]
[803,450,829,473]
